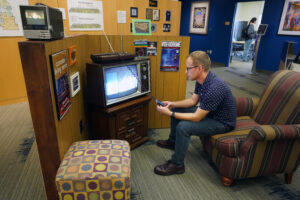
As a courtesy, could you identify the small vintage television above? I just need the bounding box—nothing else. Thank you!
[86,58,151,107]
[19,4,64,40]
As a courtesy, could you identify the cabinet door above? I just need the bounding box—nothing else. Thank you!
[131,105,144,125]
[116,110,131,132]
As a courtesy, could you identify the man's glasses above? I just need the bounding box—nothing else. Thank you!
[186,65,198,71]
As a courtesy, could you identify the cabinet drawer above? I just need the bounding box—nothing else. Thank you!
[131,105,144,124]
[116,106,144,132]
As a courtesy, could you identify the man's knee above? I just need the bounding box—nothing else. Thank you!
[176,121,191,137]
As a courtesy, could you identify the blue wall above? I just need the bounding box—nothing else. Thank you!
[180,0,300,71]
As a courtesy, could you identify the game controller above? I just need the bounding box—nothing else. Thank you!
[155,99,165,107]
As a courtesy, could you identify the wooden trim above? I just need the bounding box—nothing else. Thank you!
[18,41,60,200]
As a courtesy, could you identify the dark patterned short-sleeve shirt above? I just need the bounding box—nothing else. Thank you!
[194,71,236,129]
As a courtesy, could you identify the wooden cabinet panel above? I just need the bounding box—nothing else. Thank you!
[89,95,151,148]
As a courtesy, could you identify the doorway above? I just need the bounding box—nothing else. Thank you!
[229,1,265,72]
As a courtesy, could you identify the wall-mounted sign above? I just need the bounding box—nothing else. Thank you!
[160,41,181,72]
[49,50,72,120]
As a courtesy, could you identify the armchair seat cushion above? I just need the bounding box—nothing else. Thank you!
[211,116,260,157]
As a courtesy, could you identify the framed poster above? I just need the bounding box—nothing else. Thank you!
[132,19,152,35]
[189,1,210,34]
[278,0,300,36]
[160,41,181,71]
[130,7,138,17]
[134,40,148,57]
[49,50,72,120]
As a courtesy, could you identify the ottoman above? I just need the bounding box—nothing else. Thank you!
[55,140,131,200]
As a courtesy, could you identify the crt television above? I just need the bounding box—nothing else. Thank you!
[19,4,64,40]
[86,58,151,107]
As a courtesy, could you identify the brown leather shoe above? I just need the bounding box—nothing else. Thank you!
[156,139,175,150]
[154,160,185,176]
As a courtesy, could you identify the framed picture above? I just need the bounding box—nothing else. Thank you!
[165,10,171,21]
[149,0,157,7]
[151,23,157,32]
[189,1,210,34]
[146,8,153,20]
[68,45,78,66]
[49,50,72,120]
[130,7,138,18]
[153,9,160,21]
[69,72,80,97]
[278,0,300,36]
[163,23,171,32]
[132,19,152,35]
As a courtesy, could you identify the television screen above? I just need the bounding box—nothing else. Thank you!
[104,64,139,100]
[25,10,45,25]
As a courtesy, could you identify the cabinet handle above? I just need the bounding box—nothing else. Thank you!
[127,128,134,133]
[127,120,135,126]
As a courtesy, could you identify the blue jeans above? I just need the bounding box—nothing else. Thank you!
[242,39,253,61]
[168,107,231,165]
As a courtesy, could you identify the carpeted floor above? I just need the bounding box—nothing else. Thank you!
[0,61,299,200]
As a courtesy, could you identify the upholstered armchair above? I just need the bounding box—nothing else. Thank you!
[201,70,300,186]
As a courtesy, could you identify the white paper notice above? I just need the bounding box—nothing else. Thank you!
[0,0,28,37]
[117,11,126,24]
[67,0,104,31]
[58,8,66,20]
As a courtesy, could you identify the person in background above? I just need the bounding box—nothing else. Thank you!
[154,51,236,176]
[243,17,257,62]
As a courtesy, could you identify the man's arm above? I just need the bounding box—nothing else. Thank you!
[172,107,209,122]
[163,93,199,109]
[157,106,209,122]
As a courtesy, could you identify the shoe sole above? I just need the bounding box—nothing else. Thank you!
[154,168,185,176]
[156,143,175,150]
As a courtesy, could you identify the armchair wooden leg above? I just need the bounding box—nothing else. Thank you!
[284,173,293,184]
[221,176,233,186]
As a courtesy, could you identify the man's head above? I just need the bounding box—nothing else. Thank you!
[188,51,211,72]
[185,51,211,82]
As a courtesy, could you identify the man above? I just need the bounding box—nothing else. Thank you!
[154,51,236,176]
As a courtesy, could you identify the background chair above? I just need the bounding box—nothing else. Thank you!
[201,70,300,186]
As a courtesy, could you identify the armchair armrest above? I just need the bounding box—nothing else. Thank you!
[240,124,300,156]
[214,124,300,158]
[248,124,300,141]
[235,97,259,117]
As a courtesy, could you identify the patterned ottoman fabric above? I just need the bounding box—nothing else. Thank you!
[55,140,131,200]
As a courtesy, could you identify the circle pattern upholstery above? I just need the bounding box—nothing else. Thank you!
[56,140,131,200]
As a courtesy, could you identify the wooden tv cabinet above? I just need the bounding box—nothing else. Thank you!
[88,95,151,148]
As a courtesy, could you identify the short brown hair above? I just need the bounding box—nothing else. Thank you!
[189,51,211,71]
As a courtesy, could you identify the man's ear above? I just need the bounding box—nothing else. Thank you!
[198,64,204,71]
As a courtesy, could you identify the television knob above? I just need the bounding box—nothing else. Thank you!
[143,75,147,80]
[143,66,147,71]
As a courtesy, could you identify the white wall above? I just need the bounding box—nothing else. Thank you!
[236,1,265,30]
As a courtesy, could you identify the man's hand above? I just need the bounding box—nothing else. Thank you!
[162,101,173,109]
[156,105,172,116]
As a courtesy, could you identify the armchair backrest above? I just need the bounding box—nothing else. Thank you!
[252,70,300,125]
